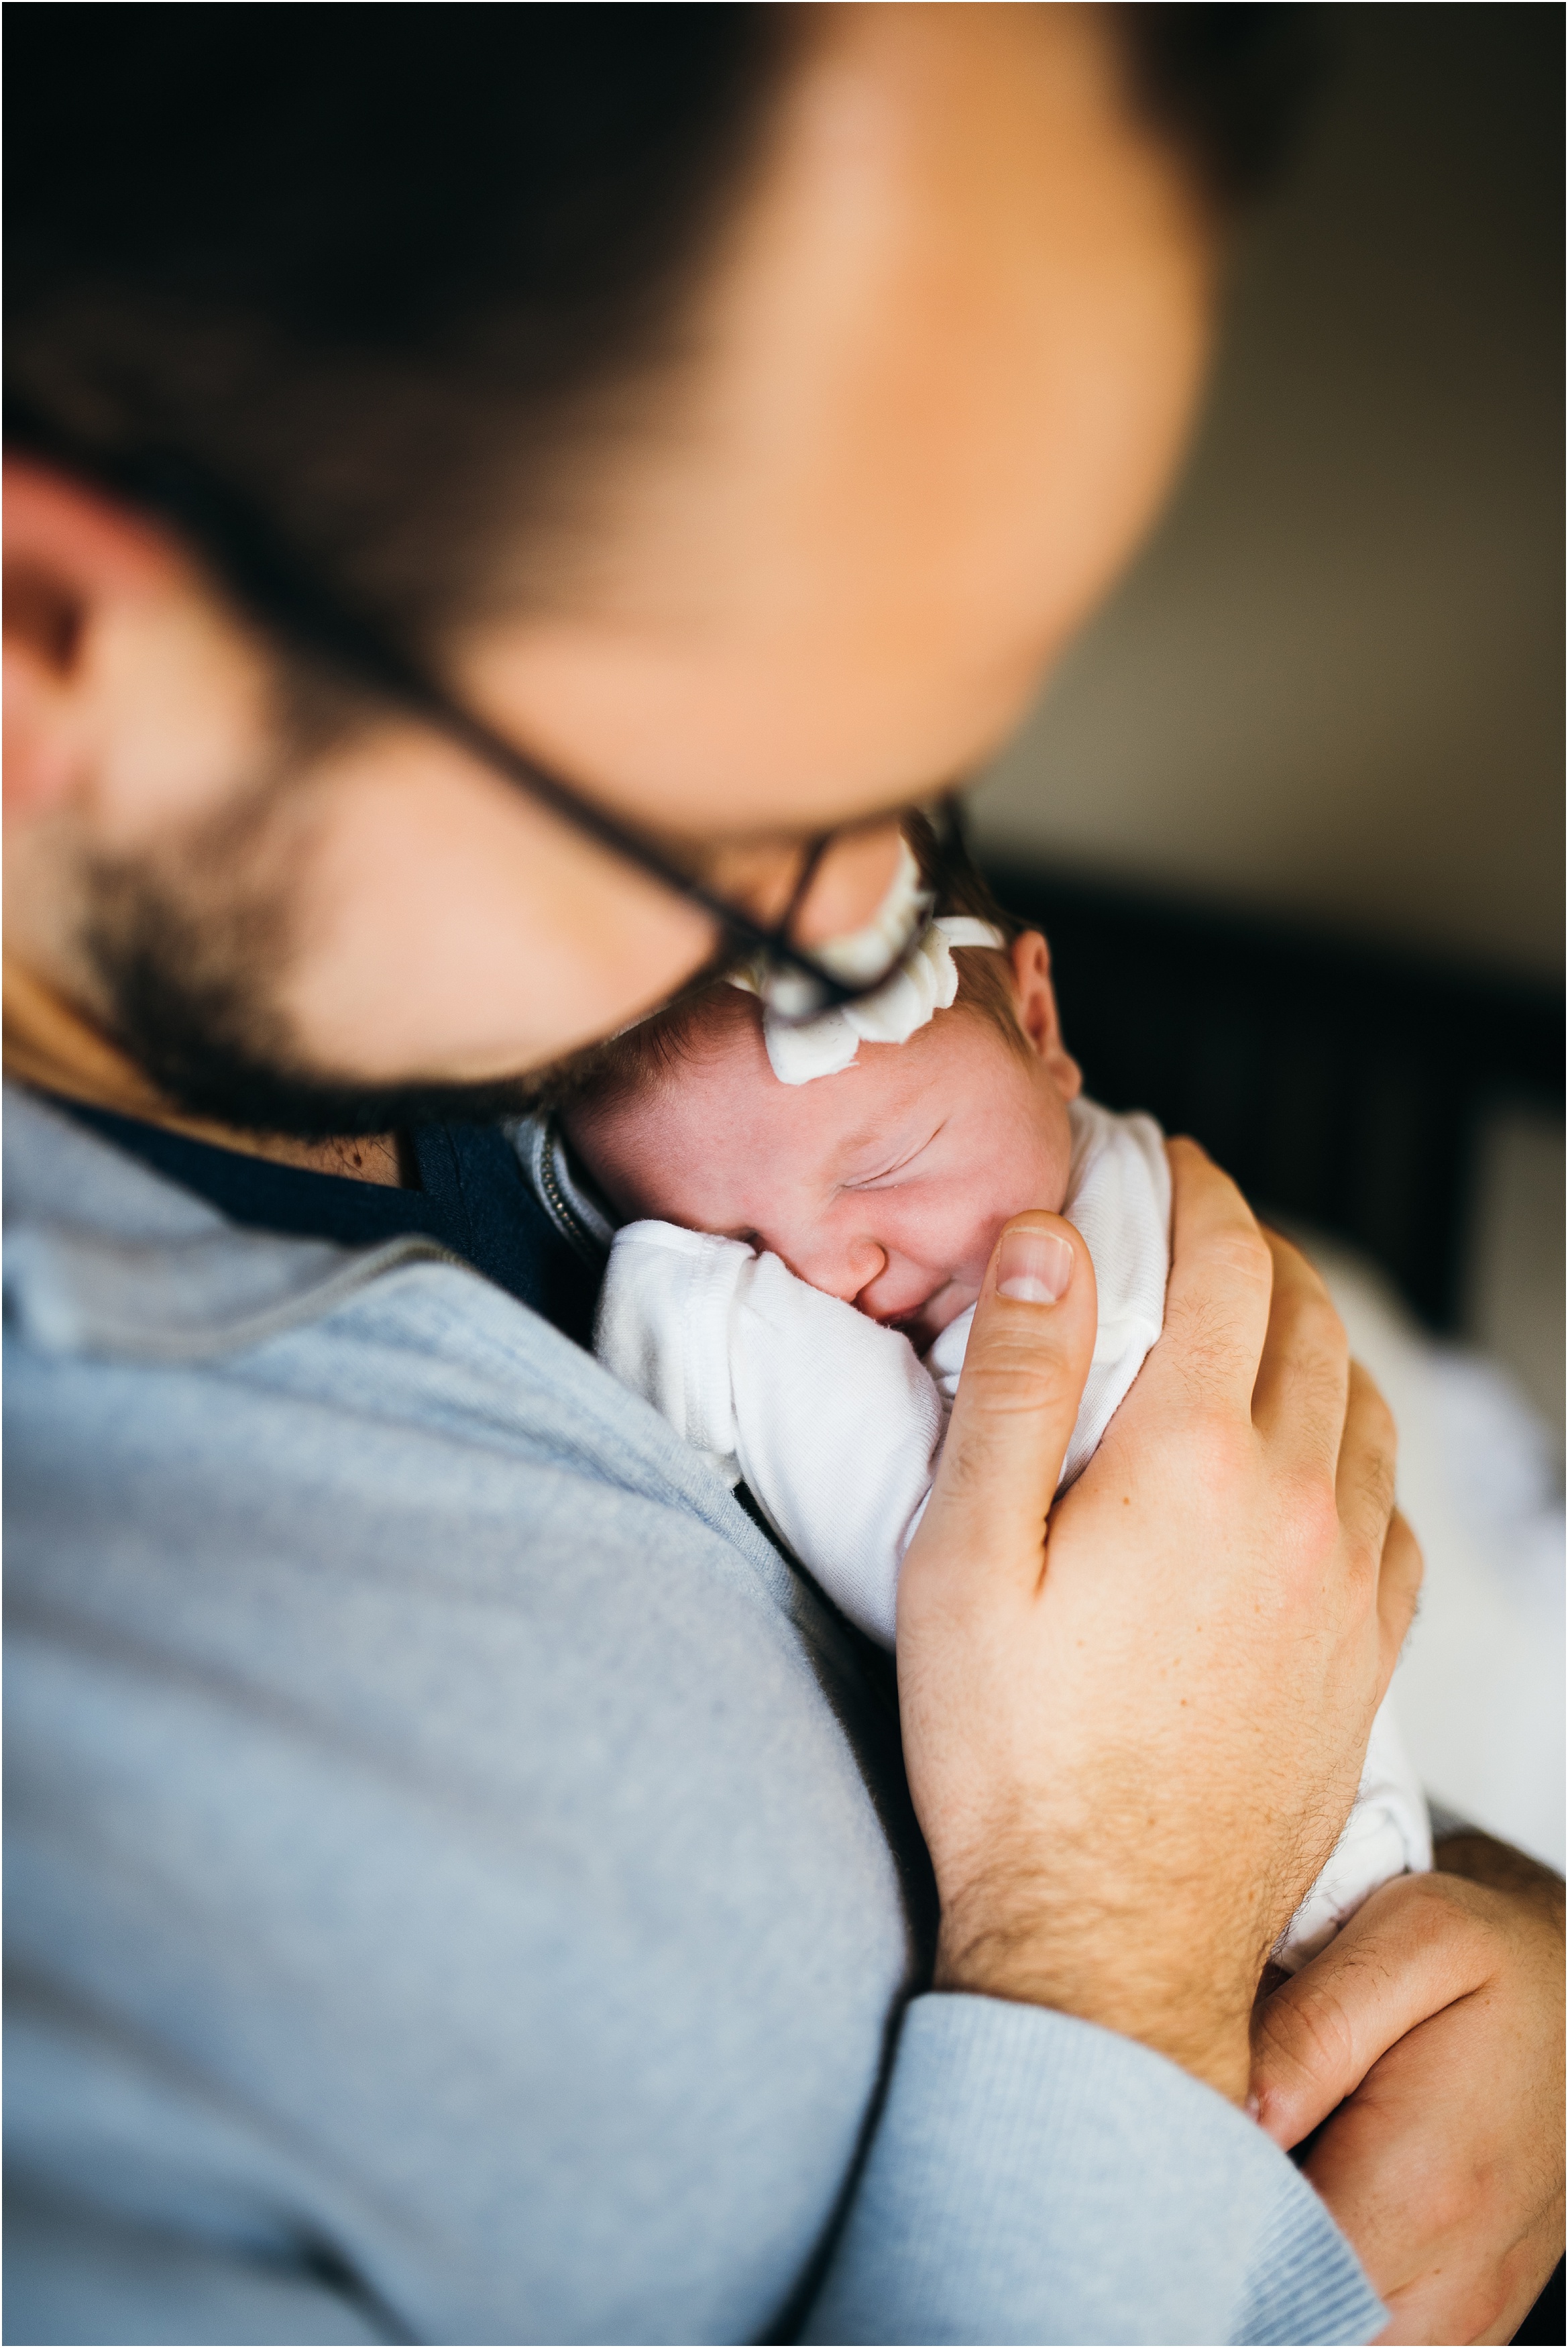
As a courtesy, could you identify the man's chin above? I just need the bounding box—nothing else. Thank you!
[158,1054,557,1140]
[99,970,626,1139]
[113,1014,561,1138]
[82,849,628,1140]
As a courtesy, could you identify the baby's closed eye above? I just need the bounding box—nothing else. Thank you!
[845,1127,945,1191]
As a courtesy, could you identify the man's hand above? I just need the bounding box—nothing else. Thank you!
[1251,1835,1566,2345]
[897,1141,1422,2104]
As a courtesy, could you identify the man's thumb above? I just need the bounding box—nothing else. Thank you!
[913,1211,1098,1594]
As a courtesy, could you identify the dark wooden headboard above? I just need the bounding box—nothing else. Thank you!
[983,859,1564,1334]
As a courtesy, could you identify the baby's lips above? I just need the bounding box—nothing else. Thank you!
[878,1282,978,1342]
[860,1297,930,1329]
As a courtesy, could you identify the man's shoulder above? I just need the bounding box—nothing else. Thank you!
[5,1079,816,1617]
[5,1097,921,2345]
[3,1093,920,2233]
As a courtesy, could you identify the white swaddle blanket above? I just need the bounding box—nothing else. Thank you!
[595,1095,1431,1967]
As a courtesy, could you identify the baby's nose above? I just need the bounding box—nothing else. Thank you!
[793,1234,886,1307]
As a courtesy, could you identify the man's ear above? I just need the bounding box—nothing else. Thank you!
[3,460,174,817]
[1009,929,1082,1099]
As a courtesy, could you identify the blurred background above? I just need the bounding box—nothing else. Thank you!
[972,4,1564,1866]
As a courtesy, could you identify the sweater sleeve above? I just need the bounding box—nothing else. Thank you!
[728,1250,944,1647]
[595,1224,943,1646]
[594,1220,755,1481]
[803,1994,1385,2347]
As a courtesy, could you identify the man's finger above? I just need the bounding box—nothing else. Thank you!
[1249,1230,1349,1478]
[1375,1507,1424,1684]
[1249,1874,1493,2148]
[1137,1140,1274,1419]
[1333,1360,1400,1566]
[1327,1362,1420,1679]
[911,1210,1097,1600]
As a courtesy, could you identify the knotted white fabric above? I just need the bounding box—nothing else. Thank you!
[727,837,1007,1084]
[730,915,1007,1085]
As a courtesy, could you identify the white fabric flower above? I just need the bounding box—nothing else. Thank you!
[730,910,1007,1084]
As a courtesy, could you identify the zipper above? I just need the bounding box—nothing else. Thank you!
[513,1114,614,1270]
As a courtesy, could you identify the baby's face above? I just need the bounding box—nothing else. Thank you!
[568,937,1080,1348]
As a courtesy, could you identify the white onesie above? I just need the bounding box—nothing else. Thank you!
[593,1096,1431,1968]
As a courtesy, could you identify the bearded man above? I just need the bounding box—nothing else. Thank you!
[5,10,1561,2343]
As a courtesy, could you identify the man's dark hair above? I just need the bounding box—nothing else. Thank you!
[6,6,789,657]
[7,6,1321,661]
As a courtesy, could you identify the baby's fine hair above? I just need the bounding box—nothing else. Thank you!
[549,814,1032,1111]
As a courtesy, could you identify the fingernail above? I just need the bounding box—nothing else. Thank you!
[997,1228,1072,1303]
[1245,2093,1262,2124]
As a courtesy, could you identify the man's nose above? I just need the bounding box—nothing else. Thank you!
[706,822,906,949]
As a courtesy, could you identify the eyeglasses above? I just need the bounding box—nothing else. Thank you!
[9,413,962,1022]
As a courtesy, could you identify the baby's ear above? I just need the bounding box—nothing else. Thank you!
[1010,931,1082,1099]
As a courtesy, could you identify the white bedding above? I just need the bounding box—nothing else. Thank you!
[1288,1227,1565,1871]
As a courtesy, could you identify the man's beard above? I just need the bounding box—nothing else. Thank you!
[79,829,611,1140]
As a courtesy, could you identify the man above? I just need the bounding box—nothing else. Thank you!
[5,8,1561,2342]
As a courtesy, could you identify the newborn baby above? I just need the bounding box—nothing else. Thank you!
[545,846,1430,1969]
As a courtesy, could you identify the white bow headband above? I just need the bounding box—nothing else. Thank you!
[728,839,1005,1084]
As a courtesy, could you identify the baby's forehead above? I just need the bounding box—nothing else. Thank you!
[577,995,774,1150]
[571,989,1005,1226]
[660,994,970,1144]
[583,983,995,1166]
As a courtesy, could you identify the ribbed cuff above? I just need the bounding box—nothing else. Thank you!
[805,1993,1384,2346]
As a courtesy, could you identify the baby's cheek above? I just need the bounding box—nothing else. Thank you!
[963,1126,1071,1273]
[1005,1104,1075,1224]
[966,1208,1012,1288]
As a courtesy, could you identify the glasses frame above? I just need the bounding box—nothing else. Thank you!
[10,417,963,1021]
